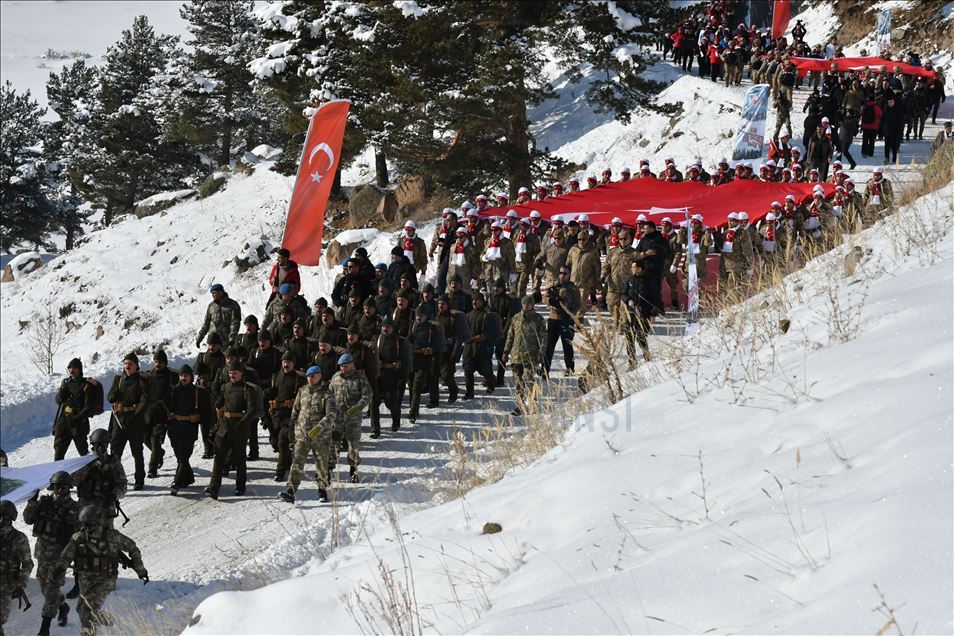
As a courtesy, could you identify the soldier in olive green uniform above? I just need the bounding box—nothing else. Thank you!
[238,315,259,352]
[407,308,445,423]
[356,298,382,344]
[601,231,639,327]
[195,333,225,458]
[463,293,500,399]
[567,231,601,316]
[248,330,283,452]
[313,338,340,386]
[265,353,305,482]
[145,349,176,479]
[313,308,347,351]
[488,278,519,386]
[345,328,380,437]
[375,317,412,432]
[55,505,148,636]
[279,366,336,503]
[24,472,80,635]
[435,295,469,405]
[392,293,414,338]
[285,319,314,371]
[328,354,372,483]
[107,353,150,490]
[166,365,214,495]
[54,358,101,460]
[0,500,34,634]
[206,361,263,499]
[502,295,546,413]
[196,283,242,347]
[513,219,542,296]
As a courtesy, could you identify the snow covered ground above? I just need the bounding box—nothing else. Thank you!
[182,180,953,635]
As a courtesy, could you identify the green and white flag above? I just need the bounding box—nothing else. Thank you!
[0,455,97,505]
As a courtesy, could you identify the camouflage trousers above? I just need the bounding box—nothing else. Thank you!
[287,435,331,492]
[330,429,361,475]
[76,574,116,635]
[36,541,67,617]
[0,583,12,628]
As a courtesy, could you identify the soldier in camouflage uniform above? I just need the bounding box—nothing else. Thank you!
[195,283,242,347]
[144,349,176,479]
[328,353,372,483]
[206,361,263,499]
[106,353,150,490]
[502,295,546,414]
[265,352,305,482]
[73,429,127,531]
[0,500,34,635]
[55,505,147,636]
[54,358,100,460]
[279,366,336,503]
[166,365,214,495]
[24,472,80,635]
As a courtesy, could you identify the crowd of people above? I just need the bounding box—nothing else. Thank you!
[664,0,947,169]
[4,4,953,635]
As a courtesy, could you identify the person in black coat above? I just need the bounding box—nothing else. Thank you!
[619,260,658,364]
[880,94,906,164]
[386,248,415,290]
[837,110,860,170]
[633,220,672,317]
[332,259,374,307]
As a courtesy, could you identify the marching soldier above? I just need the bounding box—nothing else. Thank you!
[0,500,34,634]
[659,218,681,310]
[206,361,263,499]
[195,333,225,459]
[248,329,282,451]
[375,317,412,432]
[328,354,372,483]
[73,429,127,531]
[543,267,581,378]
[408,308,445,424]
[481,221,517,291]
[144,349,176,479]
[463,293,500,398]
[488,277,519,387]
[279,365,335,504]
[55,505,148,636]
[107,353,150,490]
[196,283,242,347]
[345,328,381,437]
[513,218,541,296]
[265,352,305,482]
[502,296,546,415]
[24,472,80,635]
[166,365,214,496]
[435,294,470,405]
[567,230,601,315]
[54,358,101,460]
[392,292,414,338]
[601,230,638,327]
[720,212,754,293]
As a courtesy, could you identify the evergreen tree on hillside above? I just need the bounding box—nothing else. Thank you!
[0,83,62,251]
[45,60,97,248]
[73,16,197,223]
[176,0,261,165]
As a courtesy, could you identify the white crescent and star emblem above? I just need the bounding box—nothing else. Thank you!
[307,143,335,184]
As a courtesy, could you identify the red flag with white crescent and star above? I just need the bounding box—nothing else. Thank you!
[281,99,350,266]
[772,0,791,40]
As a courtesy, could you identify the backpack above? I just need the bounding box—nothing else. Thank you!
[86,381,105,416]
[861,105,876,125]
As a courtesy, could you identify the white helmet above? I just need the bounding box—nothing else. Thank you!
[611,216,623,224]
[467,208,480,218]
[404,220,417,229]
[621,167,631,174]
[529,210,542,219]
[873,166,883,174]
[506,209,519,218]
[728,212,740,220]
[738,211,749,221]
[577,213,590,222]
[475,194,488,201]
[639,160,649,167]
[460,200,474,210]
[491,220,504,229]
[771,201,781,207]
[661,217,672,224]
[785,194,796,202]
[518,186,530,194]
[766,159,777,168]
[691,214,704,222]
[765,212,777,221]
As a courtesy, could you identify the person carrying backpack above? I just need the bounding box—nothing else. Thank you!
[859,98,883,157]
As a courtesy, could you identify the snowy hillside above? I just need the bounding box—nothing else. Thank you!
[185,180,954,635]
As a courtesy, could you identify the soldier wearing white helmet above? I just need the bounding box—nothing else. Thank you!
[673,214,713,296]
[481,220,517,289]
[638,160,655,179]
[516,186,532,204]
[712,157,734,185]
[600,168,612,185]
[503,209,520,240]
[568,177,581,193]
[864,166,893,217]
[494,192,509,208]
[550,181,565,197]
[738,211,763,254]
[661,159,683,182]
[718,212,754,291]
[658,217,680,309]
[619,167,632,182]
[513,218,542,296]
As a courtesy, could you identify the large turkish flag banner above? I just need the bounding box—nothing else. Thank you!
[281,99,350,266]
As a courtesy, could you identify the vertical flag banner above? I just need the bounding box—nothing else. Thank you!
[281,99,351,266]
[731,84,771,162]
[876,9,892,57]
[772,0,791,39]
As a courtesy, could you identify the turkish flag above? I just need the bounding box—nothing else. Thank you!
[281,99,350,266]
[772,0,791,39]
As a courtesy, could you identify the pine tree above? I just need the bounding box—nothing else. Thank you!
[45,60,97,248]
[176,0,261,166]
[0,82,58,250]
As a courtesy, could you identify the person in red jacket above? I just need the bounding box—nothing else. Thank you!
[268,248,301,306]
[859,98,883,158]
[708,43,723,83]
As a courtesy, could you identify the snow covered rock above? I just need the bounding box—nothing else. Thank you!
[325,228,380,268]
[349,183,397,228]
[249,144,281,160]
[1,252,43,283]
[134,189,198,219]
[234,236,275,273]
[198,172,229,198]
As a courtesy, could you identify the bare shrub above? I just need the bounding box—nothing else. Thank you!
[27,302,65,374]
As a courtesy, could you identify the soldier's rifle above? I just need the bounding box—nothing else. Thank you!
[114,499,131,527]
[117,551,149,584]
[51,402,65,436]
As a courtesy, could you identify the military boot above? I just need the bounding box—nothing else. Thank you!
[463,373,475,400]
[38,615,53,636]
[65,578,79,599]
[318,489,329,503]
[57,602,70,626]
[495,364,505,386]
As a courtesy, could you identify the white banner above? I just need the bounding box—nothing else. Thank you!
[876,9,891,57]
[0,455,97,505]
[731,84,771,162]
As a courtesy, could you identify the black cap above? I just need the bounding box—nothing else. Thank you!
[450,274,462,283]
[244,314,258,325]
[67,358,83,371]
[364,297,377,308]
[293,317,307,328]
[422,282,434,292]
[277,247,291,258]
[354,247,368,257]
[153,349,168,364]
[208,333,223,345]
[495,277,506,288]
[124,352,139,365]
[179,364,194,377]
[381,316,395,327]
[281,351,295,362]
[227,359,244,372]
[438,293,450,302]
[391,246,403,256]
[415,306,428,316]
[258,329,272,341]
